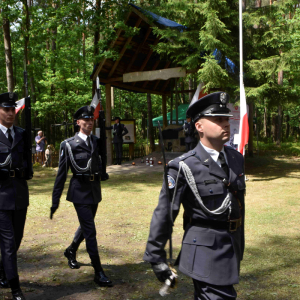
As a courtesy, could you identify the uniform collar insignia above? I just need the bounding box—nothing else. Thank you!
[204,158,209,162]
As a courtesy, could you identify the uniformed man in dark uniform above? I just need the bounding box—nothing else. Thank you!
[174,116,197,151]
[50,105,112,287]
[106,117,128,165]
[0,92,33,300]
[144,92,245,300]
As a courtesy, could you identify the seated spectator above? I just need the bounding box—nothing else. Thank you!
[43,145,52,167]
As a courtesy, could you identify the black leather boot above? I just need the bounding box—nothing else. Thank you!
[94,271,113,287]
[0,263,9,288]
[64,247,80,269]
[9,277,26,300]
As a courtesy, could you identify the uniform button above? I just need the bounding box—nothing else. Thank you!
[209,189,213,194]
[193,239,196,243]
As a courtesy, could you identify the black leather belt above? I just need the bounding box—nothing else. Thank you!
[190,217,242,233]
[0,168,25,180]
[73,173,100,182]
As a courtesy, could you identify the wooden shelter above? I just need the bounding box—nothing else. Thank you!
[91,4,195,164]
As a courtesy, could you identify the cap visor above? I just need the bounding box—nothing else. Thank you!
[203,113,233,117]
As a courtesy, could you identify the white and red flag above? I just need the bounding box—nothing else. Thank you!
[15,98,25,114]
[237,83,249,155]
[90,92,100,120]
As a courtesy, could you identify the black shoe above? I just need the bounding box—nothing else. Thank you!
[94,271,113,287]
[0,267,9,288]
[0,277,9,288]
[64,248,80,269]
[12,289,26,300]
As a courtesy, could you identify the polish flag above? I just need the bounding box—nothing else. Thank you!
[15,98,25,114]
[191,82,207,102]
[90,92,100,120]
[238,83,249,155]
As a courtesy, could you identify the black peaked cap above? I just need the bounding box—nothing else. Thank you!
[0,92,18,107]
[74,106,95,120]
[186,91,232,122]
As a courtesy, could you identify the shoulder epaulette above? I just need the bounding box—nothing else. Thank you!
[225,145,243,157]
[14,126,25,133]
[169,150,196,165]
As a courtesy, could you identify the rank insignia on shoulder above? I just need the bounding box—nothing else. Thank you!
[204,158,209,162]
[61,149,64,157]
[167,175,175,189]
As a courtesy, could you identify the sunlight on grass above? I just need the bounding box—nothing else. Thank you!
[7,157,300,299]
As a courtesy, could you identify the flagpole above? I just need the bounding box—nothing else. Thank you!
[239,0,243,81]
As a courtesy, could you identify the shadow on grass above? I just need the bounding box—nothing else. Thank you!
[237,234,300,300]
[14,245,192,300]
[245,155,300,182]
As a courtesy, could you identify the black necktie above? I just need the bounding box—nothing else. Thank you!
[7,128,13,144]
[218,152,229,177]
[86,135,91,150]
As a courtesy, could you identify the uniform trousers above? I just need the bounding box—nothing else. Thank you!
[0,209,27,280]
[73,203,102,271]
[193,280,237,300]
[114,142,123,163]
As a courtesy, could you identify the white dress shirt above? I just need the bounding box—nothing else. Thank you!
[200,141,228,167]
[78,131,92,147]
[0,123,15,140]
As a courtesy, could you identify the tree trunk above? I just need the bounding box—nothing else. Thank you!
[263,103,267,138]
[2,12,14,91]
[277,69,283,145]
[271,114,276,142]
[147,93,155,152]
[189,78,193,102]
[286,114,290,140]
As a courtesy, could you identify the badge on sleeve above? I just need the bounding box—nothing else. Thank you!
[167,175,175,189]
[61,149,64,157]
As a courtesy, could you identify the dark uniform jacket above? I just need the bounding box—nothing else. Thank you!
[143,142,245,286]
[52,132,102,207]
[0,126,32,210]
[175,122,197,143]
[107,124,128,143]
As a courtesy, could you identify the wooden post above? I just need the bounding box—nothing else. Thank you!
[105,84,112,165]
[129,143,134,160]
[162,94,167,129]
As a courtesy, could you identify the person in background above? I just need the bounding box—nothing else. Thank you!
[35,131,47,164]
[50,105,112,288]
[0,92,33,300]
[174,115,197,151]
[106,117,128,165]
[43,145,52,167]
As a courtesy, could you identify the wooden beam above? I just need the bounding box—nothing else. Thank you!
[108,17,143,78]
[152,61,171,90]
[142,60,160,88]
[99,77,164,95]
[139,37,160,72]
[165,89,197,95]
[91,11,132,81]
[161,79,171,93]
[162,94,167,129]
[104,77,123,83]
[125,27,152,74]
[124,67,186,83]
[105,84,113,165]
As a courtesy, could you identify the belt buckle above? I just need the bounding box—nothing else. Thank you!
[90,174,94,181]
[228,219,238,233]
[10,170,15,177]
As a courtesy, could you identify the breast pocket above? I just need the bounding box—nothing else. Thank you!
[0,145,9,164]
[75,153,88,160]
[181,229,215,277]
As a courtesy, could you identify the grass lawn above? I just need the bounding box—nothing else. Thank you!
[1,154,300,300]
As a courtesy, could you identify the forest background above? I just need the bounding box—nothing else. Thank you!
[1,0,300,157]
